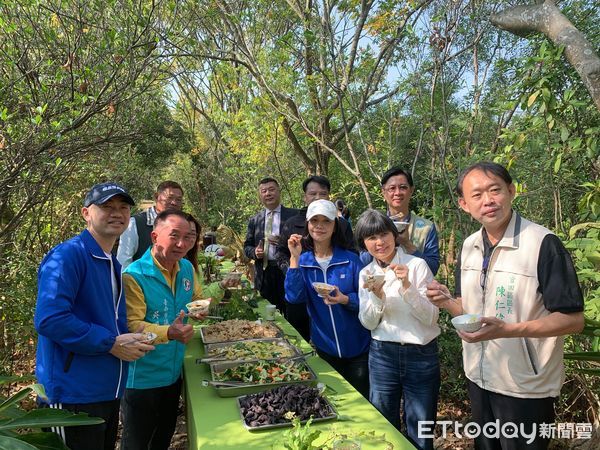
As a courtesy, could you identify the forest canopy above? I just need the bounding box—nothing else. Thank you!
[1,0,598,433]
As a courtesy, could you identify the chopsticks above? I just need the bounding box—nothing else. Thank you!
[119,337,151,347]
[184,314,224,320]
[437,289,460,304]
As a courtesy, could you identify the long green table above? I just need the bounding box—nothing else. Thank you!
[184,302,415,449]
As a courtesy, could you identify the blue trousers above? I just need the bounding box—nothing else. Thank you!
[368,338,440,450]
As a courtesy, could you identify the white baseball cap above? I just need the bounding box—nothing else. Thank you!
[306,199,338,221]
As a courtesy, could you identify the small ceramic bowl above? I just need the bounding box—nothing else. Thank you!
[366,273,386,284]
[139,332,157,344]
[186,299,211,317]
[312,282,336,297]
[451,314,482,332]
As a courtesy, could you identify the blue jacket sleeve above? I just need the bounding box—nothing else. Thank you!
[412,224,440,275]
[359,250,373,266]
[341,256,361,312]
[34,249,116,355]
[284,268,308,304]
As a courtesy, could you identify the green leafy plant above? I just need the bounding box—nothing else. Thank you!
[0,379,104,450]
[280,417,322,450]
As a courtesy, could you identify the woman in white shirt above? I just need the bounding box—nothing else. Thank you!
[355,209,440,450]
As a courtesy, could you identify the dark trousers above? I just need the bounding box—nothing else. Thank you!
[41,399,120,450]
[285,302,311,342]
[120,378,182,450]
[317,349,369,399]
[259,262,286,314]
[467,380,555,450]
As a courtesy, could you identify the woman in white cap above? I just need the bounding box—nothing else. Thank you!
[285,199,370,398]
[354,209,440,450]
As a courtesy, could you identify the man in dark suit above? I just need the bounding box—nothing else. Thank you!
[244,177,298,314]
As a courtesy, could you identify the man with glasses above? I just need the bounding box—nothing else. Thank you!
[117,180,184,269]
[426,162,584,449]
[362,167,440,275]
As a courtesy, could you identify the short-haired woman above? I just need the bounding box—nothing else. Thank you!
[355,209,440,450]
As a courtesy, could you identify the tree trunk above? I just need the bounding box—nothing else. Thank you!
[490,0,600,111]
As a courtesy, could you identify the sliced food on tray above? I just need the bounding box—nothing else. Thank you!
[238,384,337,430]
[214,360,312,385]
[201,319,281,343]
[206,339,299,361]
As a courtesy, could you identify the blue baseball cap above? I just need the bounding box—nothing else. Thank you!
[83,182,135,207]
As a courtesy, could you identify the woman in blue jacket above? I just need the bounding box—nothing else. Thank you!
[285,199,370,397]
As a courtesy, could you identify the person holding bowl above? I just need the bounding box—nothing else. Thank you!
[355,209,440,450]
[285,199,370,397]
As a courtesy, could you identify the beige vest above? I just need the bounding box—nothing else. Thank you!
[408,212,433,254]
[460,212,564,398]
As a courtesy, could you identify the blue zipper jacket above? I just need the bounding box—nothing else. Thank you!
[34,229,128,404]
[285,247,370,359]
[123,248,194,389]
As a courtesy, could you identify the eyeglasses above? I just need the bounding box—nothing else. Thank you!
[158,195,184,206]
[383,184,410,193]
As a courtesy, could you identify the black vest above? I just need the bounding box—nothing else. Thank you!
[132,210,153,262]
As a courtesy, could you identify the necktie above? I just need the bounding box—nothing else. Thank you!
[263,210,273,269]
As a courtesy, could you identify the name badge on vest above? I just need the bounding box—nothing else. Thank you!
[183,278,192,292]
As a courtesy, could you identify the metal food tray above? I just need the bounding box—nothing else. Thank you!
[199,321,284,345]
[203,338,302,363]
[236,388,338,431]
[208,359,318,398]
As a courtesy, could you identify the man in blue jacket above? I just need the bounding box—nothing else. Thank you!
[34,182,155,450]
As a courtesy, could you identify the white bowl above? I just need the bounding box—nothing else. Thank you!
[186,299,211,316]
[366,273,385,284]
[139,332,157,344]
[312,282,336,297]
[451,314,482,332]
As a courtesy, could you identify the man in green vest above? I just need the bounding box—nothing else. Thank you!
[120,210,204,450]
[117,180,185,269]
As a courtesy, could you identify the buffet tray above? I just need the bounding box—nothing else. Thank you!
[208,359,317,398]
[236,386,338,431]
[199,320,284,345]
[203,338,302,363]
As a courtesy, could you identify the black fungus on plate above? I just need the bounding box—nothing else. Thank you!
[239,384,334,427]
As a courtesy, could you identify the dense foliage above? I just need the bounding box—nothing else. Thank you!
[1,0,598,437]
